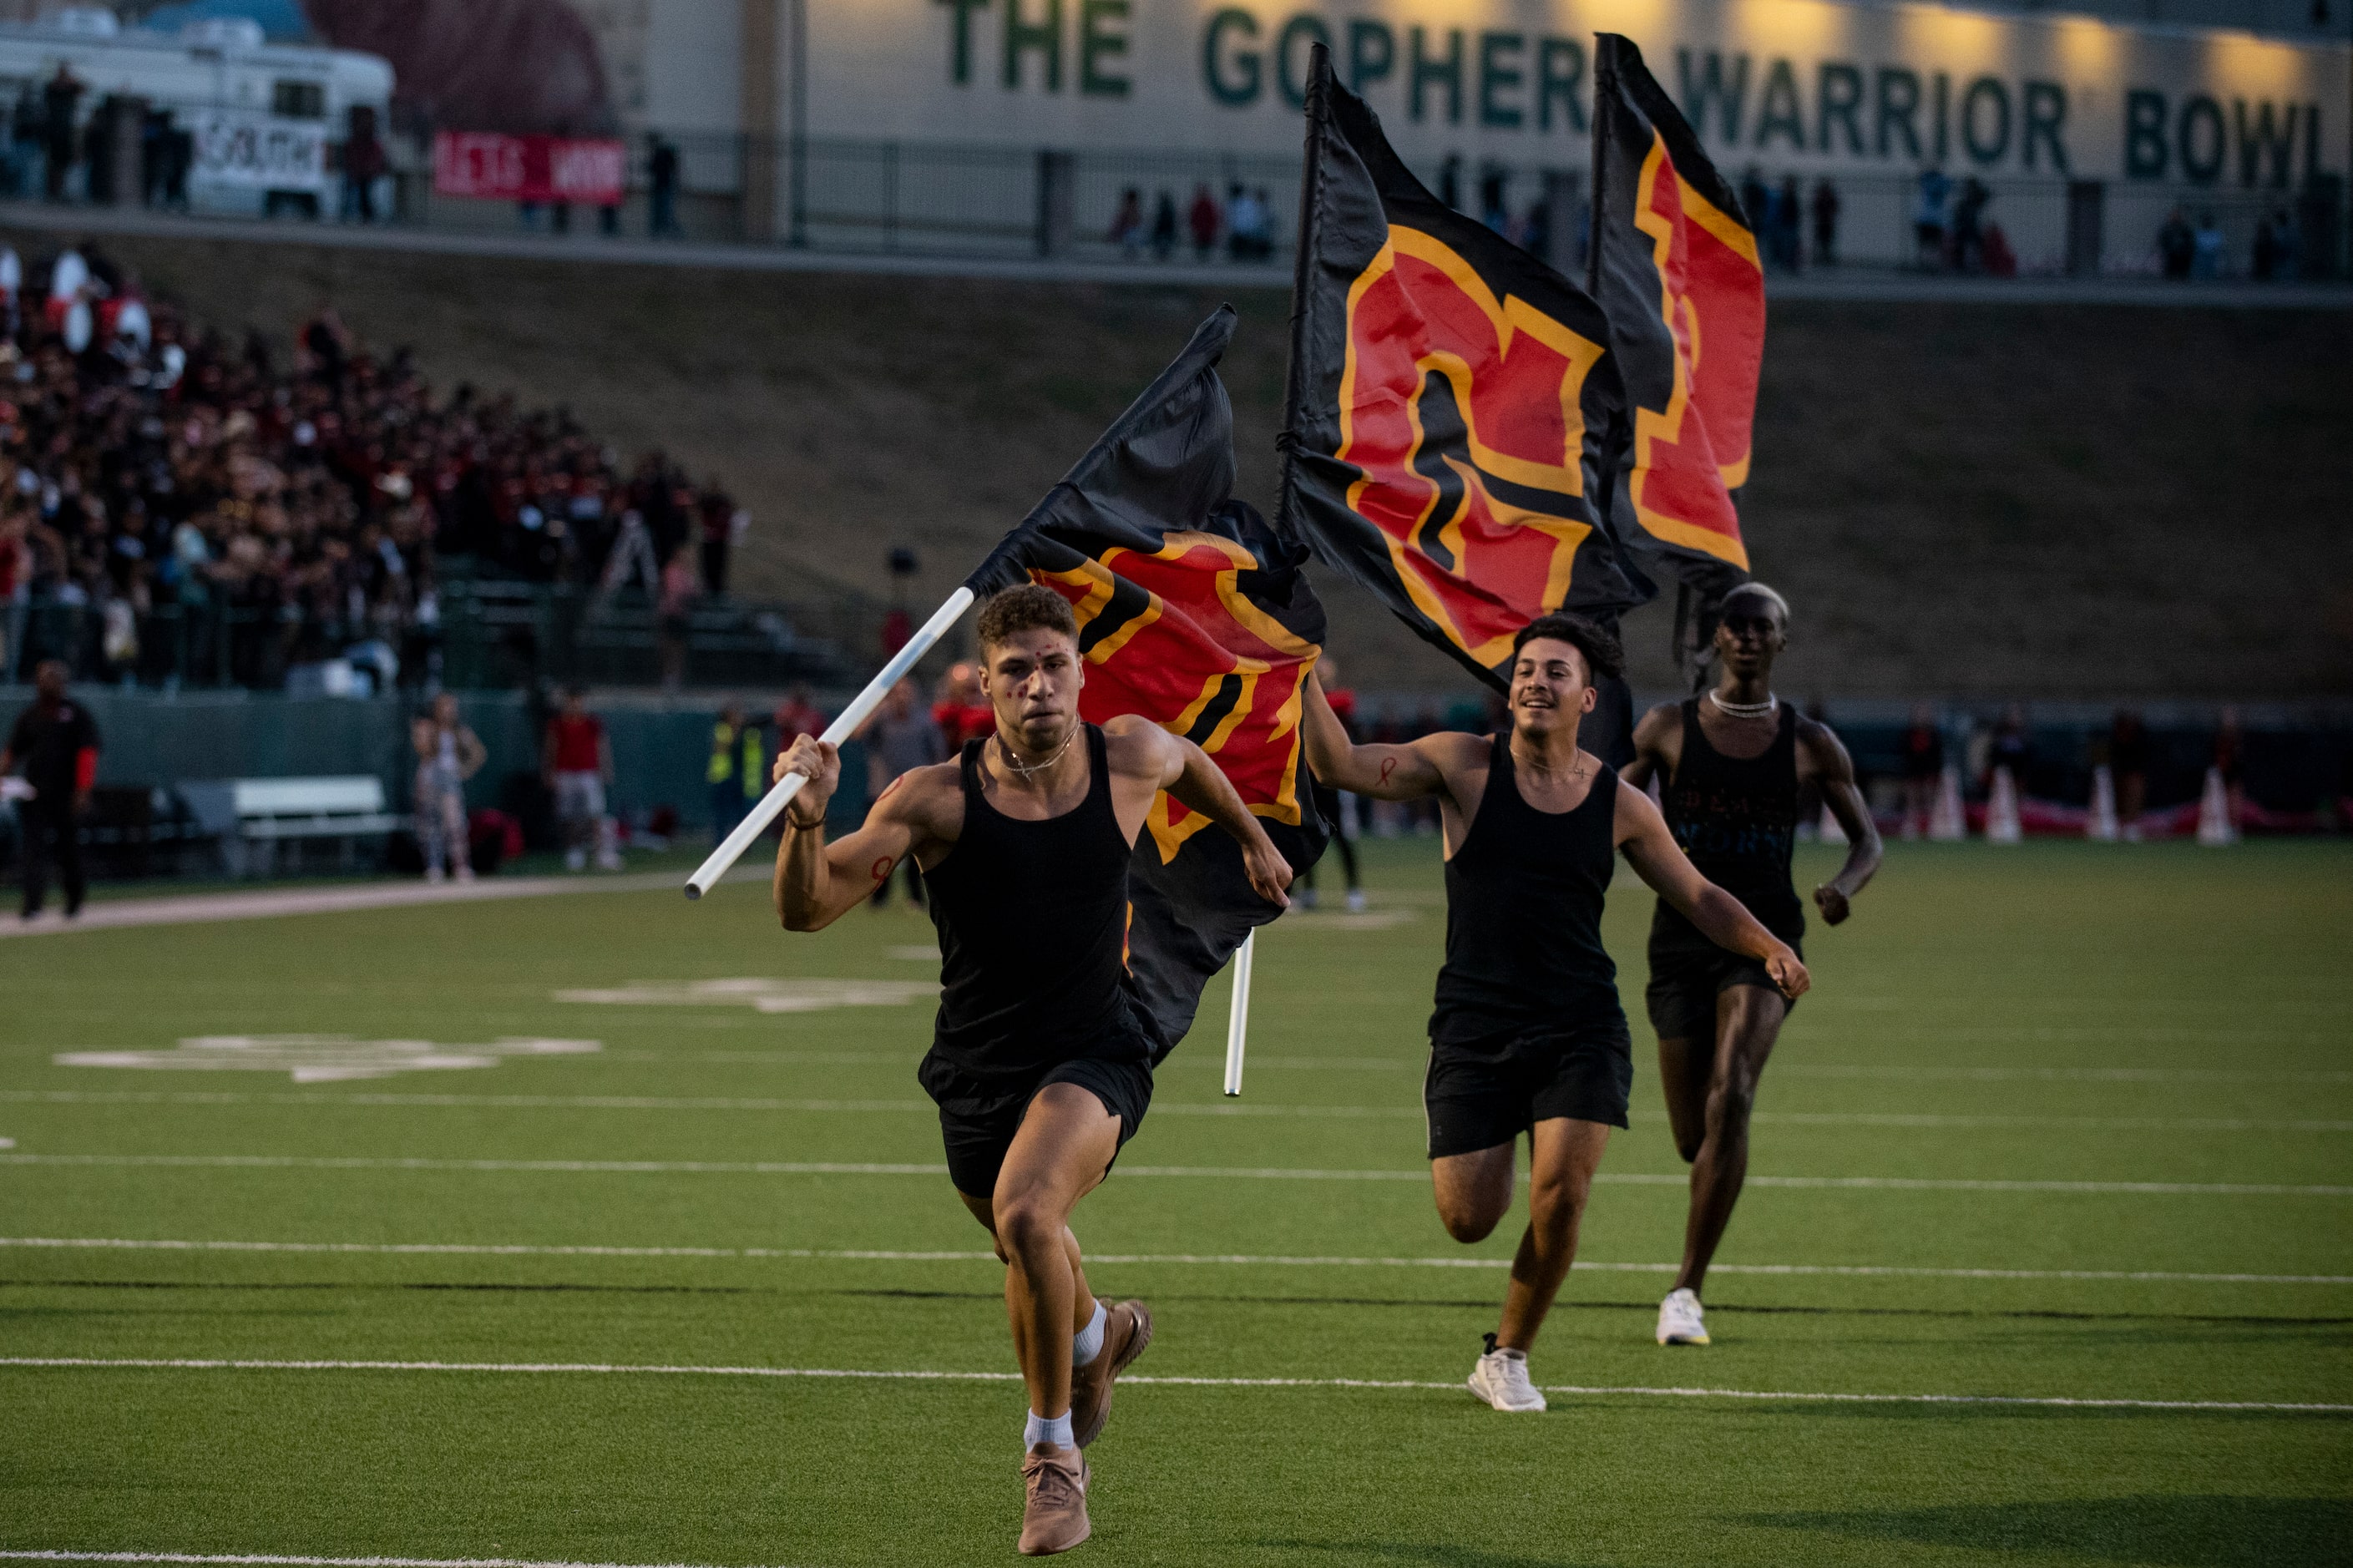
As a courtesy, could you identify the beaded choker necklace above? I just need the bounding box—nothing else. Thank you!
[1708,690,1779,721]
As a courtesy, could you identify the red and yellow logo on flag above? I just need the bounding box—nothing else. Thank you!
[1624,130,1763,572]
[1335,227,1609,669]
[1031,532,1316,863]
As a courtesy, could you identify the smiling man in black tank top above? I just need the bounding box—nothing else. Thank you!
[770,584,1293,1555]
[1301,612,1808,1413]
[1622,583,1881,1349]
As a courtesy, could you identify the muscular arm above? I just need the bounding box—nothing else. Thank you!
[1804,720,1881,925]
[1106,715,1292,908]
[1615,701,1682,792]
[770,736,939,932]
[1614,781,1810,999]
[1298,671,1450,800]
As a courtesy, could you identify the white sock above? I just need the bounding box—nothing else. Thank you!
[1024,1409,1075,1449]
[1071,1299,1107,1368]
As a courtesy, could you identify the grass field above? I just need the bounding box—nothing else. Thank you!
[2,838,2349,1565]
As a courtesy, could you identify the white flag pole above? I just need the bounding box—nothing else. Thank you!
[683,585,976,900]
[1222,928,1257,1097]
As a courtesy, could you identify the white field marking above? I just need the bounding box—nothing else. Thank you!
[1270,909,1416,930]
[885,945,939,961]
[1779,1064,2353,1085]
[3,1153,2347,1196]
[5,1237,2349,1285]
[0,865,768,939]
[0,1544,809,1554]
[550,979,934,1014]
[8,1090,2350,1135]
[0,1358,2340,1414]
[49,1037,600,1085]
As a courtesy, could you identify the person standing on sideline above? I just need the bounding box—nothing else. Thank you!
[3,658,98,919]
[861,678,946,908]
[1915,166,1952,267]
[773,685,827,749]
[1620,584,1880,1348]
[412,692,485,884]
[1898,704,1942,839]
[1299,614,1807,1414]
[543,685,617,872]
[769,584,1291,1553]
[707,701,762,847]
[2109,709,2148,841]
[1148,190,1177,261]
[1810,178,1840,266]
[1187,183,1220,260]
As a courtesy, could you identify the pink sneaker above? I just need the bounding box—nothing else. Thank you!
[1018,1443,1090,1555]
[1070,1298,1153,1449]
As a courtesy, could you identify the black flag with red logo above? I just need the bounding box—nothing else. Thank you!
[966,306,1328,1055]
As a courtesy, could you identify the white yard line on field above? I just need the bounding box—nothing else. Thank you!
[3,1237,2346,1284]
[7,1090,2348,1132]
[0,1553,809,1568]
[3,1153,2345,1195]
[0,1357,2340,1413]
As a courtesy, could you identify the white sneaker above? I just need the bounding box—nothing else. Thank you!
[565,847,587,872]
[424,865,446,885]
[1466,1337,1546,1413]
[1298,887,1320,910]
[1657,1287,1710,1346]
[1344,888,1368,913]
[595,852,624,872]
[454,863,476,883]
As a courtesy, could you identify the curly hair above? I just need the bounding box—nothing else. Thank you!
[1510,612,1624,682]
[976,582,1079,650]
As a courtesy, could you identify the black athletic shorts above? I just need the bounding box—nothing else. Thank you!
[920,1047,1155,1200]
[1644,932,1804,1042]
[1424,1014,1634,1159]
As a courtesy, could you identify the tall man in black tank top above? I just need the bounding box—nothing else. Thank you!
[770,585,1293,1555]
[1622,583,1882,1349]
[1300,612,1807,1414]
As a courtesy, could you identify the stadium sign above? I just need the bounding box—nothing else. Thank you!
[190,109,331,195]
[801,0,2347,185]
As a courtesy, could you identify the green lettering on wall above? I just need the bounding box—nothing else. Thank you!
[936,0,990,87]
[1816,61,1863,154]
[1202,8,1260,107]
[1278,13,1331,110]
[2233,99,2295,187]
[1349,18,1394,93]
[1536,37,1585,134]
[2178,93,2224,184]
[1079,0,1130,97]
[1961,76,2009,165]
[1753,58,1804,150]
[1410,26,1464,124]
[1479,32,1525,129]
[1004,0,1060,91]
[1676,49,1749,144]
[2123,89,2168,178]
[2022,79,2067,173]
[1932,72,1950,163]
[1875,67,1921,159]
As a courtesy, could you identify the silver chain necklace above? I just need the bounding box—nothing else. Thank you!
[1708,690,1779,721]
[996,723,1079,781]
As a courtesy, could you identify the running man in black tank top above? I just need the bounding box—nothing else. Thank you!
[1622,583,1881,1349]
[769,584,1292,1555]
[1301,612,1808,1414]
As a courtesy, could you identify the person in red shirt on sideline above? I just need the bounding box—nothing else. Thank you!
[933,662,994,751]
[3,659,99,919]
[542,685,619,872]
[773,684,827,748]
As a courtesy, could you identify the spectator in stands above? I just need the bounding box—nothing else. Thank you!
[2158,208,2194,279]
[1187,183,1220,260]
[2108,709,2148,842]
[543,684,617,872]
[1952,179,1991,272]
[860,677,944,908]
[1150,191,1177,261]
[648,134,681,237]
[773,684,826,747]
[1479,168,1510,235]
[1898,702,1943,840]
[42,64,81,203]
[707,701,762,846]
[931,660,991,750]
[1774,175,1804,273]
[412,691,484,883]
[1810,178,1839,267]
[657,547,697,690]
[343,107,387,225]
[3,658,97,919]
[1915,166,1951,268]
[1109,188,1145,258]
[1226,185,1255,261]
[2191,212,2225,279]
[698,484,744,596]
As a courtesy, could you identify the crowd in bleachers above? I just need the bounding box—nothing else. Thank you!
[0,237,747,691]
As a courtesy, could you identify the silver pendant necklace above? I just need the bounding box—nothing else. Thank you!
[997,723,1079,781]
[1708,690,1778,721]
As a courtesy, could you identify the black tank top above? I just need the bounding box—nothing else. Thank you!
[1430,736,1624,1044]
[920,724,1148,1097]
[1654,699,1805,947]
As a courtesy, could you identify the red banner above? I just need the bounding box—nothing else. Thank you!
[433,132,625,206]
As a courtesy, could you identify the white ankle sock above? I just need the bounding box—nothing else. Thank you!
[1071,1299,1107,1368]
[1024,1409,1075,1449]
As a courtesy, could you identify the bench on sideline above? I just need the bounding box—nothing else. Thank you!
[178,776,407,878]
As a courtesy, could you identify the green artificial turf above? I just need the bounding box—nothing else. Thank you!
[1,838,2348,1565]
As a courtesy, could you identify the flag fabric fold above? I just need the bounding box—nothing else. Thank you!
[1588,31,1763,609]
[966,306,1328,1055]
[1277,43,1645,698]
